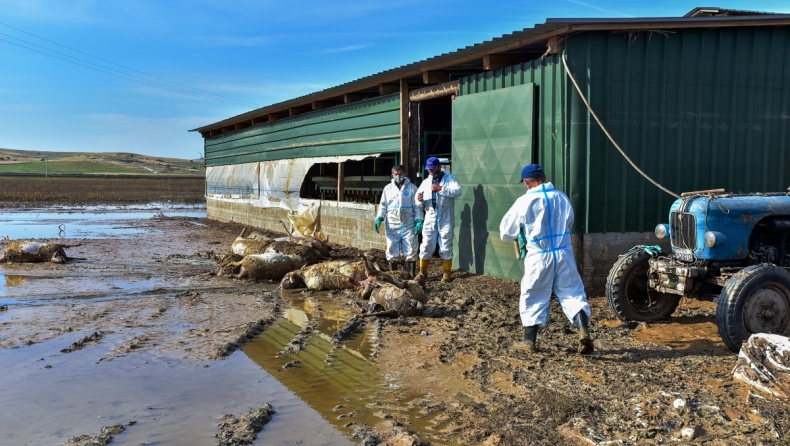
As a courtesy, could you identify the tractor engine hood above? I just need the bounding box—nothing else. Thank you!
[668,193,790,261]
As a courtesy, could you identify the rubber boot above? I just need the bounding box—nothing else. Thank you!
[407,261,416,279]
[513,326,538,353]
[389,262,396,272]
[441,259,453,282]
[573,311,594,354]
[419,259,430,278]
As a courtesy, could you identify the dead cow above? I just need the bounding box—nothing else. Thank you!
[279,220,332,258]
[280,260,367,291]
[0,239,82,264]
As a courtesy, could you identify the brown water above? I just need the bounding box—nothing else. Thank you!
[243,290,457,442]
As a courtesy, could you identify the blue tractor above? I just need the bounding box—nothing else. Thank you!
[606,190,790,351]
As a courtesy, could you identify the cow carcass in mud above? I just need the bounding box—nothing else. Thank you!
[280,260,367,291]
[279,220,332,257]
[0,239,82,264]
[231,241,328,281]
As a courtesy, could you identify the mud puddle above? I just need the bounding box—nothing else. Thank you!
[0,330,351,446]
[0,209,206,239]
[241,289,457,443]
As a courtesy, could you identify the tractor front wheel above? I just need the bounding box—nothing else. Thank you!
[606,248,680,321]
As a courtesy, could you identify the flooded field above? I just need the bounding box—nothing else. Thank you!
[1,206,788,445]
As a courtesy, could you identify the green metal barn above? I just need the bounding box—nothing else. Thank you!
[193,8,790,292]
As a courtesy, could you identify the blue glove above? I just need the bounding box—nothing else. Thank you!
[415,219,423,233]
[517,224,527,259]
[374,217,384,233]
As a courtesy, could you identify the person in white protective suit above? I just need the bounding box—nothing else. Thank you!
[416,157,462,282]
[499,163,594,354]
[374,165,424,278]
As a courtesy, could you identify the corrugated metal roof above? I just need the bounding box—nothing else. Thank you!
[192,13,790,134]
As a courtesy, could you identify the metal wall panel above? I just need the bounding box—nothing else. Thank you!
[204,94,400,166]
[565,27,790,233]
[452,83,535,281]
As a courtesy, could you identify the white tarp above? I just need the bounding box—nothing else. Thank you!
[257,154,378,211]
[205,162,260,202]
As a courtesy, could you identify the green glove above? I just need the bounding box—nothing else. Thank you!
[374,217,384,233]
[415,219,423,233]
[517,224,528,259]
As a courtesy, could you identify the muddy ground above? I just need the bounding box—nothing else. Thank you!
[1,211,788,445]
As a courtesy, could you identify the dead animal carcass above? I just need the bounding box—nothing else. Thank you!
[0,240,82,264]
[280,260,367,291]
[279,220,331,257]
[231,229,274,256]
[732,333,790,399]
[232,252,305,280]
[231,241,325,281]
[356,279,427,316]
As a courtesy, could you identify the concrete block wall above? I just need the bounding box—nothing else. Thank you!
[579,232,671,296]
[207,199,671,296]
[206,198,386,250]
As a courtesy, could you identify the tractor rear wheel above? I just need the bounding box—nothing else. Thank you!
[606,248,680,321]
[717,264,790,352]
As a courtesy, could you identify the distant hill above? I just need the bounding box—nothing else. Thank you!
[0,148,204,176]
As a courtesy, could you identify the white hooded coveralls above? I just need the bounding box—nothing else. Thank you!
[378,178,424,261]
[416,170,462,260]
[499,182,591,327]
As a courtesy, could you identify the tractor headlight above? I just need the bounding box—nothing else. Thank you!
[704,231,726,248]
[655,224,669,239]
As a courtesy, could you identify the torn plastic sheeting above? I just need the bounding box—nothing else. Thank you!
[257,154,379,211]
[205,163,260,200]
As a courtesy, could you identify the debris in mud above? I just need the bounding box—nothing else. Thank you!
[65,424,125,446]
[733,333,790,399]
[331,315,366,345]
[215,403,275,446]
[61,330,107,353]
[283,360,300,368]
[279,306,322,356]
[0,238,84,264]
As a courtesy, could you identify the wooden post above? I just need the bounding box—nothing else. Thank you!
[399,78,410,176]
[408,101,420,183]
[337,162,345,202]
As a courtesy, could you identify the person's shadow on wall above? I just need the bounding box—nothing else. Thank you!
[472,184,488,275]
[458,203,473,271]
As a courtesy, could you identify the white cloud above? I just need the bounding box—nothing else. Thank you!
[318,44,373,54]
[565,0,633,17]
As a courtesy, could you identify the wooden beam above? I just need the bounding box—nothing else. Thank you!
[337,162,345,202]
[343,93,364,104]
[289,106,311,117]
[422,70,449,84]
[234,120,252,130]
[379,83,399,95]
[251,115,269,125]
[268,111,288,122]
[312,99,343,110]
[200,131,211,138]
[408,100,420,183]
[483,54,530,71]
[546,36,564,55]
[399,78,410,177]
[409,80,459,102]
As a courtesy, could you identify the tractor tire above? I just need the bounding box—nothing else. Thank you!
[716,264,790,352]
[606,248,681,321]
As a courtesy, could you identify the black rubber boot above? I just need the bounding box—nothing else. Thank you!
[389,262,396,271]
[407,261,416,278]
[513,325,538,353]
[573,311,594,354]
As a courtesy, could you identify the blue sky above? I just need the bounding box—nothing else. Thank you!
[1,0,788,160]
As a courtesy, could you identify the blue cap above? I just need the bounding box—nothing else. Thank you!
[519,163,544,182]
[425,157,440,169]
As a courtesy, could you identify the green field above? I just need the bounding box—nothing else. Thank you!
[0,160,149,174]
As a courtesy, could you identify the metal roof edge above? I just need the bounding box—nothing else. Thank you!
[192,13,790,133]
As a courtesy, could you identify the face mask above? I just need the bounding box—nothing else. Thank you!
[393,175,404,183]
